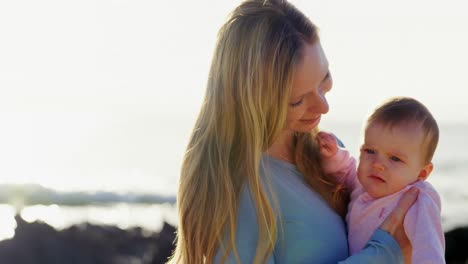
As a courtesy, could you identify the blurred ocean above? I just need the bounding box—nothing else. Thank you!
[0,121,467,241]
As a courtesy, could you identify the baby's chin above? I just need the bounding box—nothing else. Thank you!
[367,189,402,199]
[367,192,385,199]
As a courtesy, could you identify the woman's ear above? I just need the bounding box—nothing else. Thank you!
[417,162,433,181]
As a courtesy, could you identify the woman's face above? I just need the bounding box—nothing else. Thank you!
[284,42,332,133]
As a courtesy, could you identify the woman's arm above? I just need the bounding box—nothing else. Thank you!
[339,229,403,263]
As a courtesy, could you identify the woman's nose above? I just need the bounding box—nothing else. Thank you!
[307,94,329,114]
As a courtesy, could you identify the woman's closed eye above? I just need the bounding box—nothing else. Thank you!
[289,98,304,108]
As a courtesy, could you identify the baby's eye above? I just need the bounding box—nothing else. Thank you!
[390,156,402,162]
[363,148,375,154]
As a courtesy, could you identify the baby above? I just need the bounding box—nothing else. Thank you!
[318,97,445,263]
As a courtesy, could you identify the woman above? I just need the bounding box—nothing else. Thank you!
[170,0,417,263]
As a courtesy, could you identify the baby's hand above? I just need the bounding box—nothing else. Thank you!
[317,131,338,158]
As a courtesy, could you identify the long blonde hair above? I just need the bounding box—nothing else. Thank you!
[171,1,347,263]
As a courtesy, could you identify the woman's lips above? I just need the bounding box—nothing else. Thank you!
[300,116,321,125]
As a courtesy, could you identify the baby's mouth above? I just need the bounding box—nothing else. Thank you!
[369,174,385,183]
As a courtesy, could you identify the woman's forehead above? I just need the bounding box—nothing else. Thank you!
[290,42,329,97]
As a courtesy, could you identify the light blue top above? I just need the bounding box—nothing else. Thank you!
[215,154,403,263]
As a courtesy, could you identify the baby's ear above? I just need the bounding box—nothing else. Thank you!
[417,162,434,181]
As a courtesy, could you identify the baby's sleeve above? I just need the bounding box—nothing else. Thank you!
[404,185,445,263]
[321,148,357,189]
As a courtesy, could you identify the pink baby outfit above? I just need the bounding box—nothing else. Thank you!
[323,148,445,264]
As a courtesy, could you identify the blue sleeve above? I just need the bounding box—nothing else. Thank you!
[335,136,345,148]
[214,187,275,264]
[338,229,403,264]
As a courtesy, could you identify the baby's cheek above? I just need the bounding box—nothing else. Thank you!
[358,154,367,162]
[357,157,371,173]
[356,162,365,174]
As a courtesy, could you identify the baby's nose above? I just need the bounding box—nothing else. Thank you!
[372,157,385,171]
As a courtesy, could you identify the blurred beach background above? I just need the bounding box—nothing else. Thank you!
[0,0,467,254]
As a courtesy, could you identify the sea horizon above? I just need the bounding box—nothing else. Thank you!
[1,119,467,242]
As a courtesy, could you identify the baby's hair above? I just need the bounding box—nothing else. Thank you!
[367,97,439,163]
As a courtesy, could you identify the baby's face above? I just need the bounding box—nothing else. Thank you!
[357,122,428,198]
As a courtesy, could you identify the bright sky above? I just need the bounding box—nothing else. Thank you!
[0,0,467,193]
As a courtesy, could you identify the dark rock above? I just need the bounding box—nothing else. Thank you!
[445,226,468,264]
[0,214,176,264]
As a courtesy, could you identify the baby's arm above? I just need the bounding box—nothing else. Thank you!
[404,184,445,263]
[317,131,357,188]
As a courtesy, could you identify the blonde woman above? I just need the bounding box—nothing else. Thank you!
[170,0,418,263]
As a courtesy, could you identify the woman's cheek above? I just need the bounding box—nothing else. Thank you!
[284,110,300,129]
